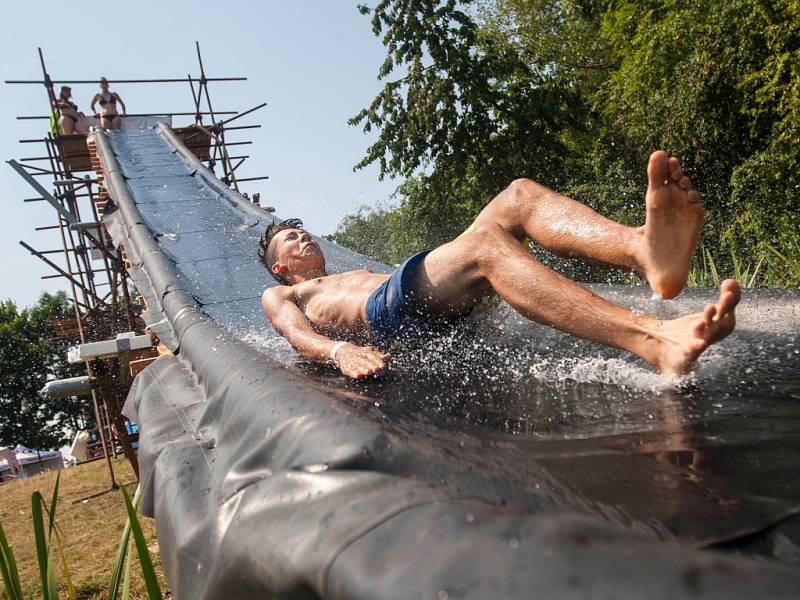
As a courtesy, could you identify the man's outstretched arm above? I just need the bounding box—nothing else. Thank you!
[261,287,390,379]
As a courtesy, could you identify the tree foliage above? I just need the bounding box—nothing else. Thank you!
[595,0,799,282]
[0,293,85,450]
[339,0,799,285]
[348,0,585,247]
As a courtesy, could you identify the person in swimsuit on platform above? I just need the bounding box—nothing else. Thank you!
[54,86,86,135]
[260,151,740,380]
[90,77,126,130]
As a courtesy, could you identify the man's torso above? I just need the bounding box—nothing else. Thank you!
[291,270,389,340]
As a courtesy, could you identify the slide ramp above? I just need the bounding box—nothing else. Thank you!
[95,126,800,598]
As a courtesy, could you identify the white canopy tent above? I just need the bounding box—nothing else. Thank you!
[0,444,63,483]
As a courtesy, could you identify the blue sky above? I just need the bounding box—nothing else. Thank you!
[0,0,397,307]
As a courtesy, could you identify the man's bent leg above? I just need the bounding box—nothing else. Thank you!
[417,223,738,374]
[472,151,704,299]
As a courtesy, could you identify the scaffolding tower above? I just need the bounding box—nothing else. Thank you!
[5,43,268,488]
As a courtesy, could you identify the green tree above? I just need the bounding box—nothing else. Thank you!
[478,0,647,225]
[345,0,635,268]
[595,0,799,282]
[350,0,583,242]
[329,176,477,263]
[727,0,800,285]
[0,292,84,450]
[344,0,799,285]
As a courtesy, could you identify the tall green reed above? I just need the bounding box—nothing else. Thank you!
[0,474,164,600]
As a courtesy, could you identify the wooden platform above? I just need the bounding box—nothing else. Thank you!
[174,126,212,161]
[50,316,81,340]
[57,134,92,172]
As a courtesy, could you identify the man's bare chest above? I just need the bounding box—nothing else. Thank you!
[296,272,388,328]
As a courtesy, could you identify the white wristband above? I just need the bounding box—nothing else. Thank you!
[330,341,348,363]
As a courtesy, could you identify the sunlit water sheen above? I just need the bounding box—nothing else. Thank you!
[233,285,800,552]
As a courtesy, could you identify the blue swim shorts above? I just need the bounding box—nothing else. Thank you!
[365,250,462,343]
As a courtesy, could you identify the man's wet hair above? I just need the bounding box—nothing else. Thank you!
[258,218,304,284]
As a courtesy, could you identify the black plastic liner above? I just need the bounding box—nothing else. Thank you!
[94,126,800,598]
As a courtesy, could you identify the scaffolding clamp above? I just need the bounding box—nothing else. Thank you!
[68,331,154,363]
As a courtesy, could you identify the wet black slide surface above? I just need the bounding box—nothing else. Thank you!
[97,127,800,598]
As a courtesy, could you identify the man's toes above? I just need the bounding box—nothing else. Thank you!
[704,304,717,321]
[679,176,691,190]
[668,156,681,175]
[687,189,702,206]
[693,319,706,336]
[717,292,738,316]
[671,167,684,182]
[721,278,741,297]
[647,150,670,186]
[719,280,742,309]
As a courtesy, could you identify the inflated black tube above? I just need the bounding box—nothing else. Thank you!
[93,130,208,349]
[38,376,91,401]
[156,123,268,224]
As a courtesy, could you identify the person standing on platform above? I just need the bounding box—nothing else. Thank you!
[53,85,87,135]
[90,77,126,130]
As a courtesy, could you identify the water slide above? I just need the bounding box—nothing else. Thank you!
[95,125,800,598]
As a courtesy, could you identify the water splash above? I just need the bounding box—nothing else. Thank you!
[229,286,800,438]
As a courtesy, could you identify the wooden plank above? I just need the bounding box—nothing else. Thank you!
[174,125,211,161]
[50,316,81,340]
[58,134,93,172]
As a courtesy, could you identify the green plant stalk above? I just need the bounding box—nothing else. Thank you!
[47,521,76,600]
[47,473,60,539]
[31,491,52,600]
[0,543,17,600]
[122,541,132,600]
[706,249,721,287]
[120,486,162,600]
[40,472,76,600]
[731,248,741,282]
[47,560,58,600]
[108,485,141,600]
[0,520,23,600]
[764,242,800,286]
[746,254,765,288]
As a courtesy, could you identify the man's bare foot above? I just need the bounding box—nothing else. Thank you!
[648,279,741,375]
[638,151,705,299]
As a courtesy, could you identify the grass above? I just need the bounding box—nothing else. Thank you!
[686,244,800,288]
[0,457,170,599]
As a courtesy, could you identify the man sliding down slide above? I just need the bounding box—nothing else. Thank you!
[260,151,739,379]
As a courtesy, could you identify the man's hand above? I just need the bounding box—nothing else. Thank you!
[335,344,391,379]
[261,288,390,379]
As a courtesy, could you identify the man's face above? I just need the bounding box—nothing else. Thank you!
[269,228,325,280]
